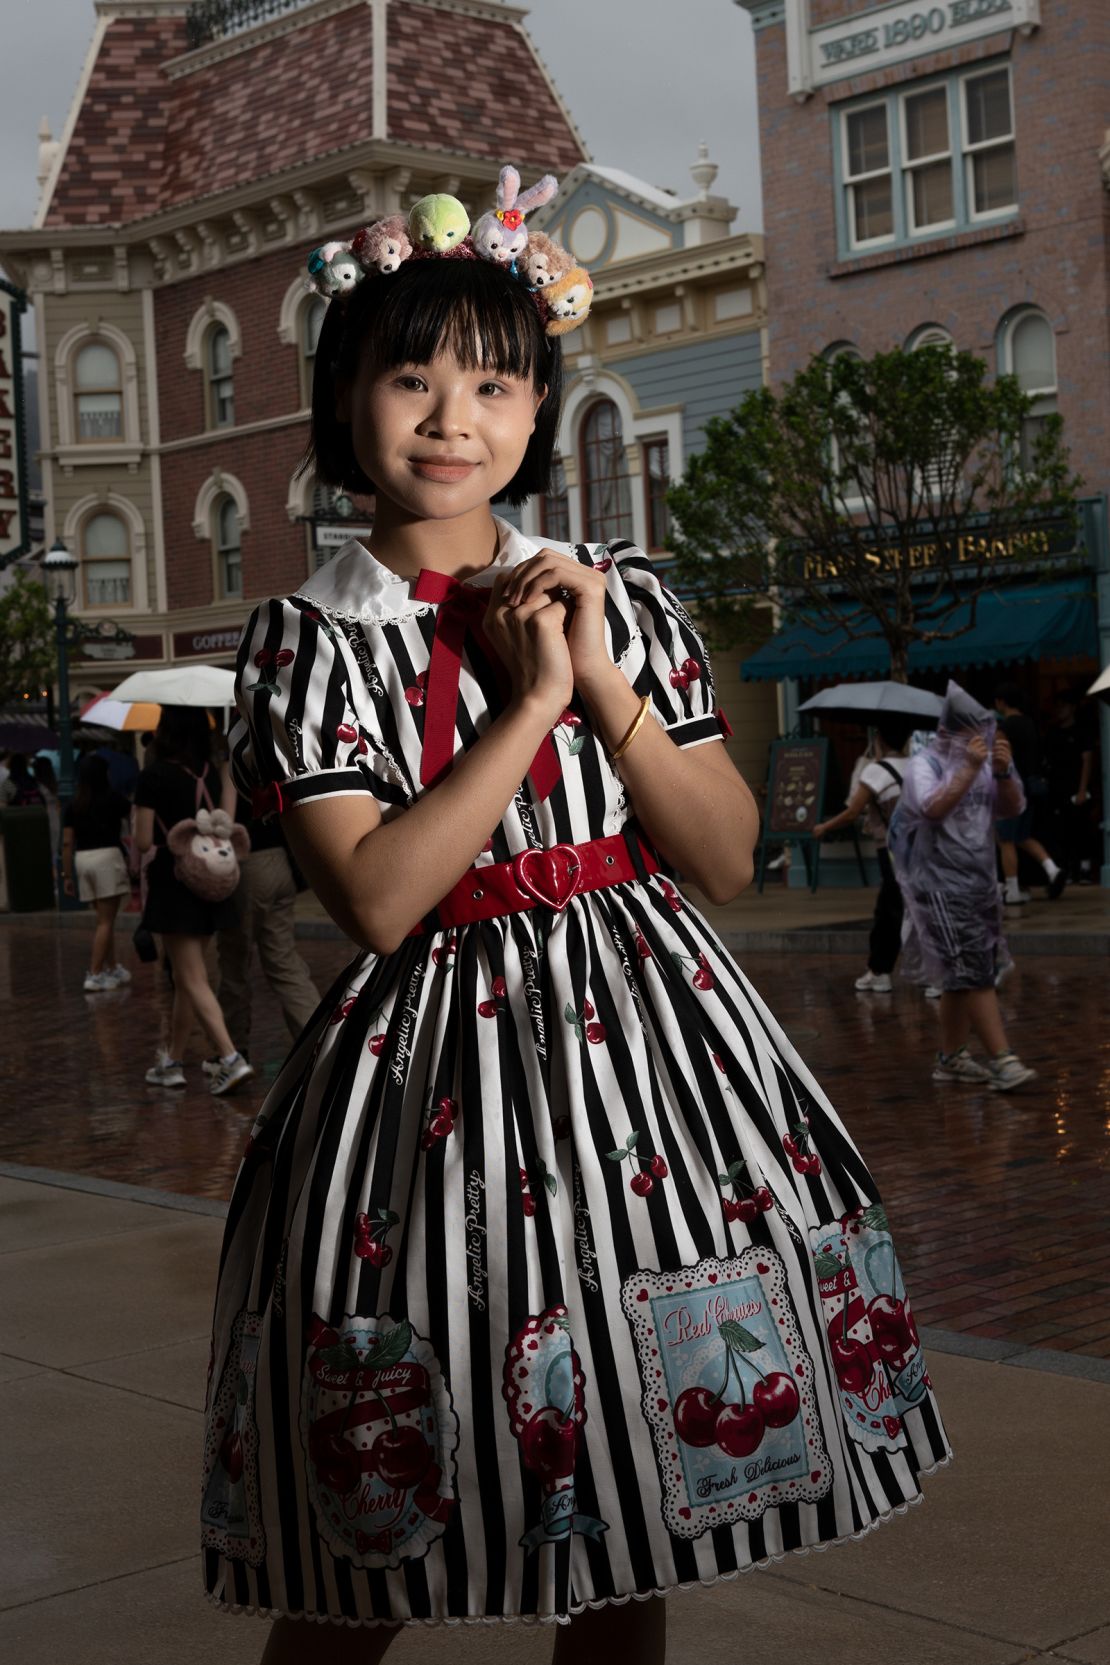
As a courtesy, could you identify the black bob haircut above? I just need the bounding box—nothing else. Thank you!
[298,256,564,509]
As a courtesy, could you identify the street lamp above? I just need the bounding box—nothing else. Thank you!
[43,536,79,800]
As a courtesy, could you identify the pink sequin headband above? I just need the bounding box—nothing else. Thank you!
[304,165,594,339]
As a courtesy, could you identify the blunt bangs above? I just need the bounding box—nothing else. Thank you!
[300,256,564,507]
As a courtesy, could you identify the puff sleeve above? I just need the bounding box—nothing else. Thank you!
[230,597,409,816]
[610,542,733,749]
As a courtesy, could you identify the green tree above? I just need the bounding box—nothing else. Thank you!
[0,569,55,708]
[667,346,1082,681]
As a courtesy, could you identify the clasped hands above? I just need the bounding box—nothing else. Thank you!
[481,549,617,718]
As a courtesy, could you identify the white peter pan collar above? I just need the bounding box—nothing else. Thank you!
[294,516,573,624]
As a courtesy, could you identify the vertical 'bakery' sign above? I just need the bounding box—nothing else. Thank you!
[0,279,30,565]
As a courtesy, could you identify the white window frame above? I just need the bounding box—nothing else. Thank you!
[999,307,1058,472]
[61,490,149,614]
[960,63,1017,225]
[899,84,956,237]
[842,99,895,251]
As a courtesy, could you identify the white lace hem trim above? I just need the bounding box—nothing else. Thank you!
[203,1449,952,1630]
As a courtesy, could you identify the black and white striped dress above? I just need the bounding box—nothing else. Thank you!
[201,518,950,1629]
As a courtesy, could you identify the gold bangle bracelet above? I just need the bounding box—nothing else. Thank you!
[610,694,652,763]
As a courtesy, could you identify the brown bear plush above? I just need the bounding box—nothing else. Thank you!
[167,807,248,902]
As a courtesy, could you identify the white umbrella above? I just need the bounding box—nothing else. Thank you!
[109,665,237,706]
[798,681,946,725]
[1089,665,1110,700]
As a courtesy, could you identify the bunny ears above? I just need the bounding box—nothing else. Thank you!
[304,164,593,339]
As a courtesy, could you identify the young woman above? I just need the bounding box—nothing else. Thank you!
[813,719,911,993]
[201,189,949,1662]
[62,753,132,991]
[132,705,253,1095]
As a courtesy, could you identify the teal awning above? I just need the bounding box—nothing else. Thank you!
[740,580,1098,682]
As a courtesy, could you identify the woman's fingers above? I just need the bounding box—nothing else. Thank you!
[504,552,603,610]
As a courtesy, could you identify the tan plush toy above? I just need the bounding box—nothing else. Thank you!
[544,267,594,335]
[167,808,248,903]
[351,215,413,275]
[519,231,575,290]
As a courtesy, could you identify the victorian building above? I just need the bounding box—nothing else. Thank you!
[734,0,1110,874]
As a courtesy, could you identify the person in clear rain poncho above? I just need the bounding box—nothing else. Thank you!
[888,681,1037,1091]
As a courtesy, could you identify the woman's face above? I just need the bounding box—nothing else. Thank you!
[341,347,544,521]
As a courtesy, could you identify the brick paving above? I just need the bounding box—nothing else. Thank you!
[2,919,1106,1357]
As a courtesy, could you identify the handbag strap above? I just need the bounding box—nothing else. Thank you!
[154,763,215,842]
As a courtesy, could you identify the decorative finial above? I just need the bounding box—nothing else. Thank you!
[689,142,719,201]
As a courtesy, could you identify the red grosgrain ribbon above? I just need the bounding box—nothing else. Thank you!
[411,568,561,800]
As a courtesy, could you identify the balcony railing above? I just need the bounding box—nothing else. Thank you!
[185,0,318,50]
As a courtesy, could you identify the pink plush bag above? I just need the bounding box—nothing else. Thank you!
[158,769,249,903]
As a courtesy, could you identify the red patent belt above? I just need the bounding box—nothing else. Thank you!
[406,827,660,935]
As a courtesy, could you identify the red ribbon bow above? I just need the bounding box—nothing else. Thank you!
[411,569,561,800]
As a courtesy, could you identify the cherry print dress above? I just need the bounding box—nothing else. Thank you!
[201,517,950,1629]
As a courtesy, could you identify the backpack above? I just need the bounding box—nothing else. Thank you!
[157,768,248,903]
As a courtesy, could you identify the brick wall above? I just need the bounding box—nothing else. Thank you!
[750,5,1110,495]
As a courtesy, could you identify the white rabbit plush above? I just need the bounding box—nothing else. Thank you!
[471,165,558,268]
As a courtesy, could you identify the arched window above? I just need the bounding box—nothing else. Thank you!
[907,324,954,353]
[539,455,570,542]
[824,344,864,502]
[81,511,131,608]
[207,325,235,429]
[580,400,632,543]
[1002,309,1057,470]
[73,342,123,443]
[301,296,327,406]
[215,496,242,598]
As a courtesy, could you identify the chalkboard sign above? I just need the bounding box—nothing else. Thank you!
[765,739,828,836]
[757,738,832,893]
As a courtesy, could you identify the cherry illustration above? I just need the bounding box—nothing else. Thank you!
[519,1167,530,1190]
[668,667,690,690]
[630,1171,654,1197]
[330,997,356,1025]
[218,1428,243,1483]
[370,1425,430,1489]
[635,933,652,959]
[782,1134,799,1157]
[368,1034,386,1055]
[673,1386,720,1447]
[492,976,508,1000]
[712,1052,726,1072]
[734,1197,760,1223]
[792,1155,810,1174]
[722,1198,744,1222]
[585,1021,607,1044]
[715,1401,765,1458]
[649,1155,668,1179]
[681,658,701,682]
[335,722,358,744]
[829,1333,873,1395]
[751,1371,800,1429]
[753,1186,775,1213]
[805,1154,823,1176]
[309,1427,361,1495]
[582,998,594,1020]
[522,1194,537,1217]
[692,968,715,991]
[520,1405,578,1481]
[477,999,499,1018]
[404,684,424,707]
[357,1239,393,1267]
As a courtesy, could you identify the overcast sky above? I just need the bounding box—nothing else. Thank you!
[0,0,762,235]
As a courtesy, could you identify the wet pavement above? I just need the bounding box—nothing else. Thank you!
[2,917,1107,1358]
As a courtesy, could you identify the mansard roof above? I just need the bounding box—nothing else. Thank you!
[40,0,586,229]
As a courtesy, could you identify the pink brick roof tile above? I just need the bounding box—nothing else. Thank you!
[43,1,585,229]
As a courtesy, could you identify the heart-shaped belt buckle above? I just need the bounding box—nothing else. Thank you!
[512,844,583,912]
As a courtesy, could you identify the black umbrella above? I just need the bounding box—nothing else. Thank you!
[0,719,61,751]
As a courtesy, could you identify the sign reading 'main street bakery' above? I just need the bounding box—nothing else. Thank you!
[790,0,1041,95]
[0,280,30,566]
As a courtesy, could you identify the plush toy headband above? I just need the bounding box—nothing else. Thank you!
[304,164,593,339]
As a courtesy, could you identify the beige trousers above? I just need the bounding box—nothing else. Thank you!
[216,847,321,1052]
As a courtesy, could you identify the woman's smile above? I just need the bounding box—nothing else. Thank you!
[409,455,480,483]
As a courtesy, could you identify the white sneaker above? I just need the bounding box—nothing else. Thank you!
[1004,889,1030,906]
[201,1057,222,1079]
[209,1052,255,1097]
[988,1052,1037,1092]
[932,1047,993,1084]
[924,985,942,1000]
[83,970,116,992]
[855,971,892,992]
[145,1052,186,1088]
[108,963,131,985]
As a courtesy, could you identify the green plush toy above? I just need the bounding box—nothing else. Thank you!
[408,194,471,252]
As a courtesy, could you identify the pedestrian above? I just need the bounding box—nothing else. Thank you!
[813,717,911,992]
[889,681,1036,1090]
[201,185,949,1658]
[61,754,133,991]
[33,756,62,863]
[1044,688,1100,884]
[132,705,254,1095]
[0,754,43,806]
[992,682,1064,902]
[210,792,321,1071]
